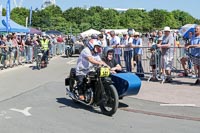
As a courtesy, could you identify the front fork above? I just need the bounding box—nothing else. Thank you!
[95,78,112,105]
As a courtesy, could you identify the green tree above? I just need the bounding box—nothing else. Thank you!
[149,9,178,30]
[124,9,151,32]
[10,7,29,26]
[2,8,6,16]
[31,5,65,31]
[172,10,196,26]
[63,7,88,25]
[87,6,104,16]
[100,9,119,29]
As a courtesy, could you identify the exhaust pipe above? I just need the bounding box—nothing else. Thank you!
[66,88,94,106]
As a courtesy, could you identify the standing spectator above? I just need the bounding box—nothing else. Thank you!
[120,31,133,72]
[18,36,26,65]
[25,35,33,63]
[100,29,110,47]
[180,31,194,76]
[186,25,200,85]
[51,34,57,57]
[6,35,13,67]
[157,27,174,82]
[12,33,19,65]
[0,36,9,68]
[110,30,121,65]
[33,35,40,61]
[132,32,144,77]
[57,35,64,55]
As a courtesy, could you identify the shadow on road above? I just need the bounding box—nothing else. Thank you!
[29,65,39,70]
[118,101,129,108]
[29,65,48,70]
[60,55,79,58]
[56,97,101,115]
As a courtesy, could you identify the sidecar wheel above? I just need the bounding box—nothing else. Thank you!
[100,85,119,116]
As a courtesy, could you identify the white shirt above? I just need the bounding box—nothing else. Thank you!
[76,47,101,75]
[121,37,133,51]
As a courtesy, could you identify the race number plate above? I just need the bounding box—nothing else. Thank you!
[100,67,110,77]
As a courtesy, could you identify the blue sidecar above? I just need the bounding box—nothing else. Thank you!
[111,73,141,98]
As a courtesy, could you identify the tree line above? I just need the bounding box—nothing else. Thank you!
[2,5,200,34]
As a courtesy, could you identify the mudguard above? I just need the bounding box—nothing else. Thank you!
[111,73,141,97]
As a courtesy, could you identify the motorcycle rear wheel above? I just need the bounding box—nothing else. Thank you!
[69,70,79,103]
[100,85,119,116]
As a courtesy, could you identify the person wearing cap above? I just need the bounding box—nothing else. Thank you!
[157,26,174,82]
[120,31,133,72]
[110,30,121,65]
[75,40,107,100]
[132,32,144,77]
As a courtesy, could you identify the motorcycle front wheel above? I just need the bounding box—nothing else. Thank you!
[36,55,42,70]
[65,49,69,58]
[100,85,119,116]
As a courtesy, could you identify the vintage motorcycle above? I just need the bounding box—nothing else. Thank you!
[65,44,73,58]
[36,47,48,70]
[65,66,142,116]
[65,66,119,116]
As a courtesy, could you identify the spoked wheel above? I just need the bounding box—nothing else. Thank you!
[37,56,42,70]
[100,85,119,116]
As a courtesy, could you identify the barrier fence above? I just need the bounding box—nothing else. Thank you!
[0,43,66,69]
[118,46,198,84]
[1,42,199,84]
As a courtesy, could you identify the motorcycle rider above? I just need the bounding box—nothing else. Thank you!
[102,47,122,74]
[76,38,107,100]
[40,33,50,67]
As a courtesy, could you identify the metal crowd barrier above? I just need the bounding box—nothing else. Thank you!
[116,46,198,84]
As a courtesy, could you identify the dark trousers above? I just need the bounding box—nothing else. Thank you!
[124,50,133,72]
[75,75,85,94]
[134,54,144,77]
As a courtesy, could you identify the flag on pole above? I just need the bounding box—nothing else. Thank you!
[6,0,11,32]
[29,6,32,27]
[26,17,28,28]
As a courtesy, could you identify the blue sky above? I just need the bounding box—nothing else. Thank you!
[1,0,200,19]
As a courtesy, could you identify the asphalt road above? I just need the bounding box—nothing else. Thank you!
[0,56,199,133]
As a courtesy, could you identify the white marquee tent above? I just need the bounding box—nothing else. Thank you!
[80,29,100,37]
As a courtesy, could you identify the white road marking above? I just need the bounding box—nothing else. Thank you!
[160,104,196,107]
[10,107,32,116]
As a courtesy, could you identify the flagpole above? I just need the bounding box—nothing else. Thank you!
[29,6,32,27]
[6,0,11,33]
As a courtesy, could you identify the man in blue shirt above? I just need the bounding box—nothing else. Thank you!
[186,25,200,85]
